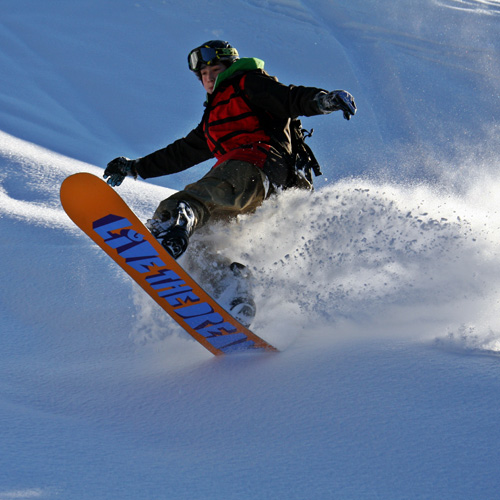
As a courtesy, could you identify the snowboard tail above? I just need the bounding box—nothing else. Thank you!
[60,173,277,356]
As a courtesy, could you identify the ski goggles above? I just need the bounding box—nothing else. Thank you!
[188,46,239,72]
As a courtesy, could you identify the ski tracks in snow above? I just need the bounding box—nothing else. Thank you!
[190,178,500,352]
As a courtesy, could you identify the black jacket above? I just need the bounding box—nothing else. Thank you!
[135,62,325,187]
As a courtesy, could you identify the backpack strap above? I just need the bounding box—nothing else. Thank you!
[290,119,322,189]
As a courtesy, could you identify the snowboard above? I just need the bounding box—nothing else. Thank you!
[60,172,277,356]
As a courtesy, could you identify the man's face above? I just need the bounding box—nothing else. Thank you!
[200,62,226,94]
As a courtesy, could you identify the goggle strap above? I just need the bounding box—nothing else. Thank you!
[214,48,238,57]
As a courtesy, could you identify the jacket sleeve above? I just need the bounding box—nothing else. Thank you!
[243,71,326,119]
[134,123,213,179]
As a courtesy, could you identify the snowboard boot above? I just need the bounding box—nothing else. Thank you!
[146,202,195,260]
[226,262,257,328]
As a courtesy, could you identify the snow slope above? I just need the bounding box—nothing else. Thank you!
[1,0,500,498]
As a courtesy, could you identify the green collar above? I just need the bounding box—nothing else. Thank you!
[212,57,265,93]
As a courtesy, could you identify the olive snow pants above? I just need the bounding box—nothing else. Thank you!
[153,160,268,232]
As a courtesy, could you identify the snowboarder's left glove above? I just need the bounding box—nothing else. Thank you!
[103,157,138,187]
[315,90,357,120]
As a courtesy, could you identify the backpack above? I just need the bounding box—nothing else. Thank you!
[223,70,323,190]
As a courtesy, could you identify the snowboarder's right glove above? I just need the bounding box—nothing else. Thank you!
[103,157,138,187]
[315,90,357,120]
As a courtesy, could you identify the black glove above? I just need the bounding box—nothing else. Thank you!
[103,157,138,187]
[315,90,357,120]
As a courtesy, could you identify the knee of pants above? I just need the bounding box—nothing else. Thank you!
[153,160,267,228]
[194,160,267,212]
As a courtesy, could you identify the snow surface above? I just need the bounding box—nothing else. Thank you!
[1,0,500,498]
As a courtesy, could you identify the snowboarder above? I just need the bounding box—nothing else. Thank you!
[103,40,357,260]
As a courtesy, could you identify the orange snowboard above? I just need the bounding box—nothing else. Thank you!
[60,173,277,355]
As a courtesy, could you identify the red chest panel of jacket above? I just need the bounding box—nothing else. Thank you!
[203,74,272,168]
